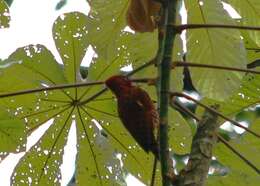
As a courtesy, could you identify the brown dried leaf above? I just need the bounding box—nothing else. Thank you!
[126,0,161,32]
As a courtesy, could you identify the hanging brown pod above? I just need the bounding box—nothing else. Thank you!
[126,0,161,33]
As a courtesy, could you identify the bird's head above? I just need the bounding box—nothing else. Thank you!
[105,75,132,96]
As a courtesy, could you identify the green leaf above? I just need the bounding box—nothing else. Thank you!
[171,35,185,92]
[123,32,158,66]
[207,119,260,186]
[0,120,25,152]
[55,0,67,10]
[169,108,192,154]
[87,56,123,82]
[227,0,260,47]
[241,31,260,67]
[76,107,127,185]
[78,54,126,103]
[11,108,74,185]
[0,44,69,131]
[184,0,247,100]
[0,0,10,28]
[0,97,25,159]
[87,0,129,60]
[0,107,26,152]
[219,74,260,116]
[8,44,67,85]
[53,12,89,83]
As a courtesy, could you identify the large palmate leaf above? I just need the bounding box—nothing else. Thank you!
[213,30,260,119]
[0,11,165,185]
[0,0,10,28]
[184,0,247,100]
[226,0,260,47]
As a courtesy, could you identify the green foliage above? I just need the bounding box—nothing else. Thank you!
[208,120,260,186]
[0,0,259,185]
[55,0,67,10]
[86,0,129,61]
[0,0,10,28]
[184,0,247,100]
[0,108,25,152]
[220,74,260,116]
[12,109,73,185]
[0,11,163,185]
[3,0,12,6]
[242,30,260,66]
[168,108,192,154]
[226,0,260,47]
[53,12,89,84]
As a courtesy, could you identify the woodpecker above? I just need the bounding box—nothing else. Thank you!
[105,75,159,156]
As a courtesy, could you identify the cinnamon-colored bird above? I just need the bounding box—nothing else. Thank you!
[105,75,159,156]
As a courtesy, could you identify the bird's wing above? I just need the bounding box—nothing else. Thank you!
[132,87,159,130]
[117,90,153,153]
[118,87,158,153]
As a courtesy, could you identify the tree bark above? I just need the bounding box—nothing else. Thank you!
[177,105,219,186]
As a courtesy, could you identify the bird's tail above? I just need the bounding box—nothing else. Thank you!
[151,140,159,160]
[150,140,159,186]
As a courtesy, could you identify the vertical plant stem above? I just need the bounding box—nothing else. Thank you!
[157,1,179,185]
